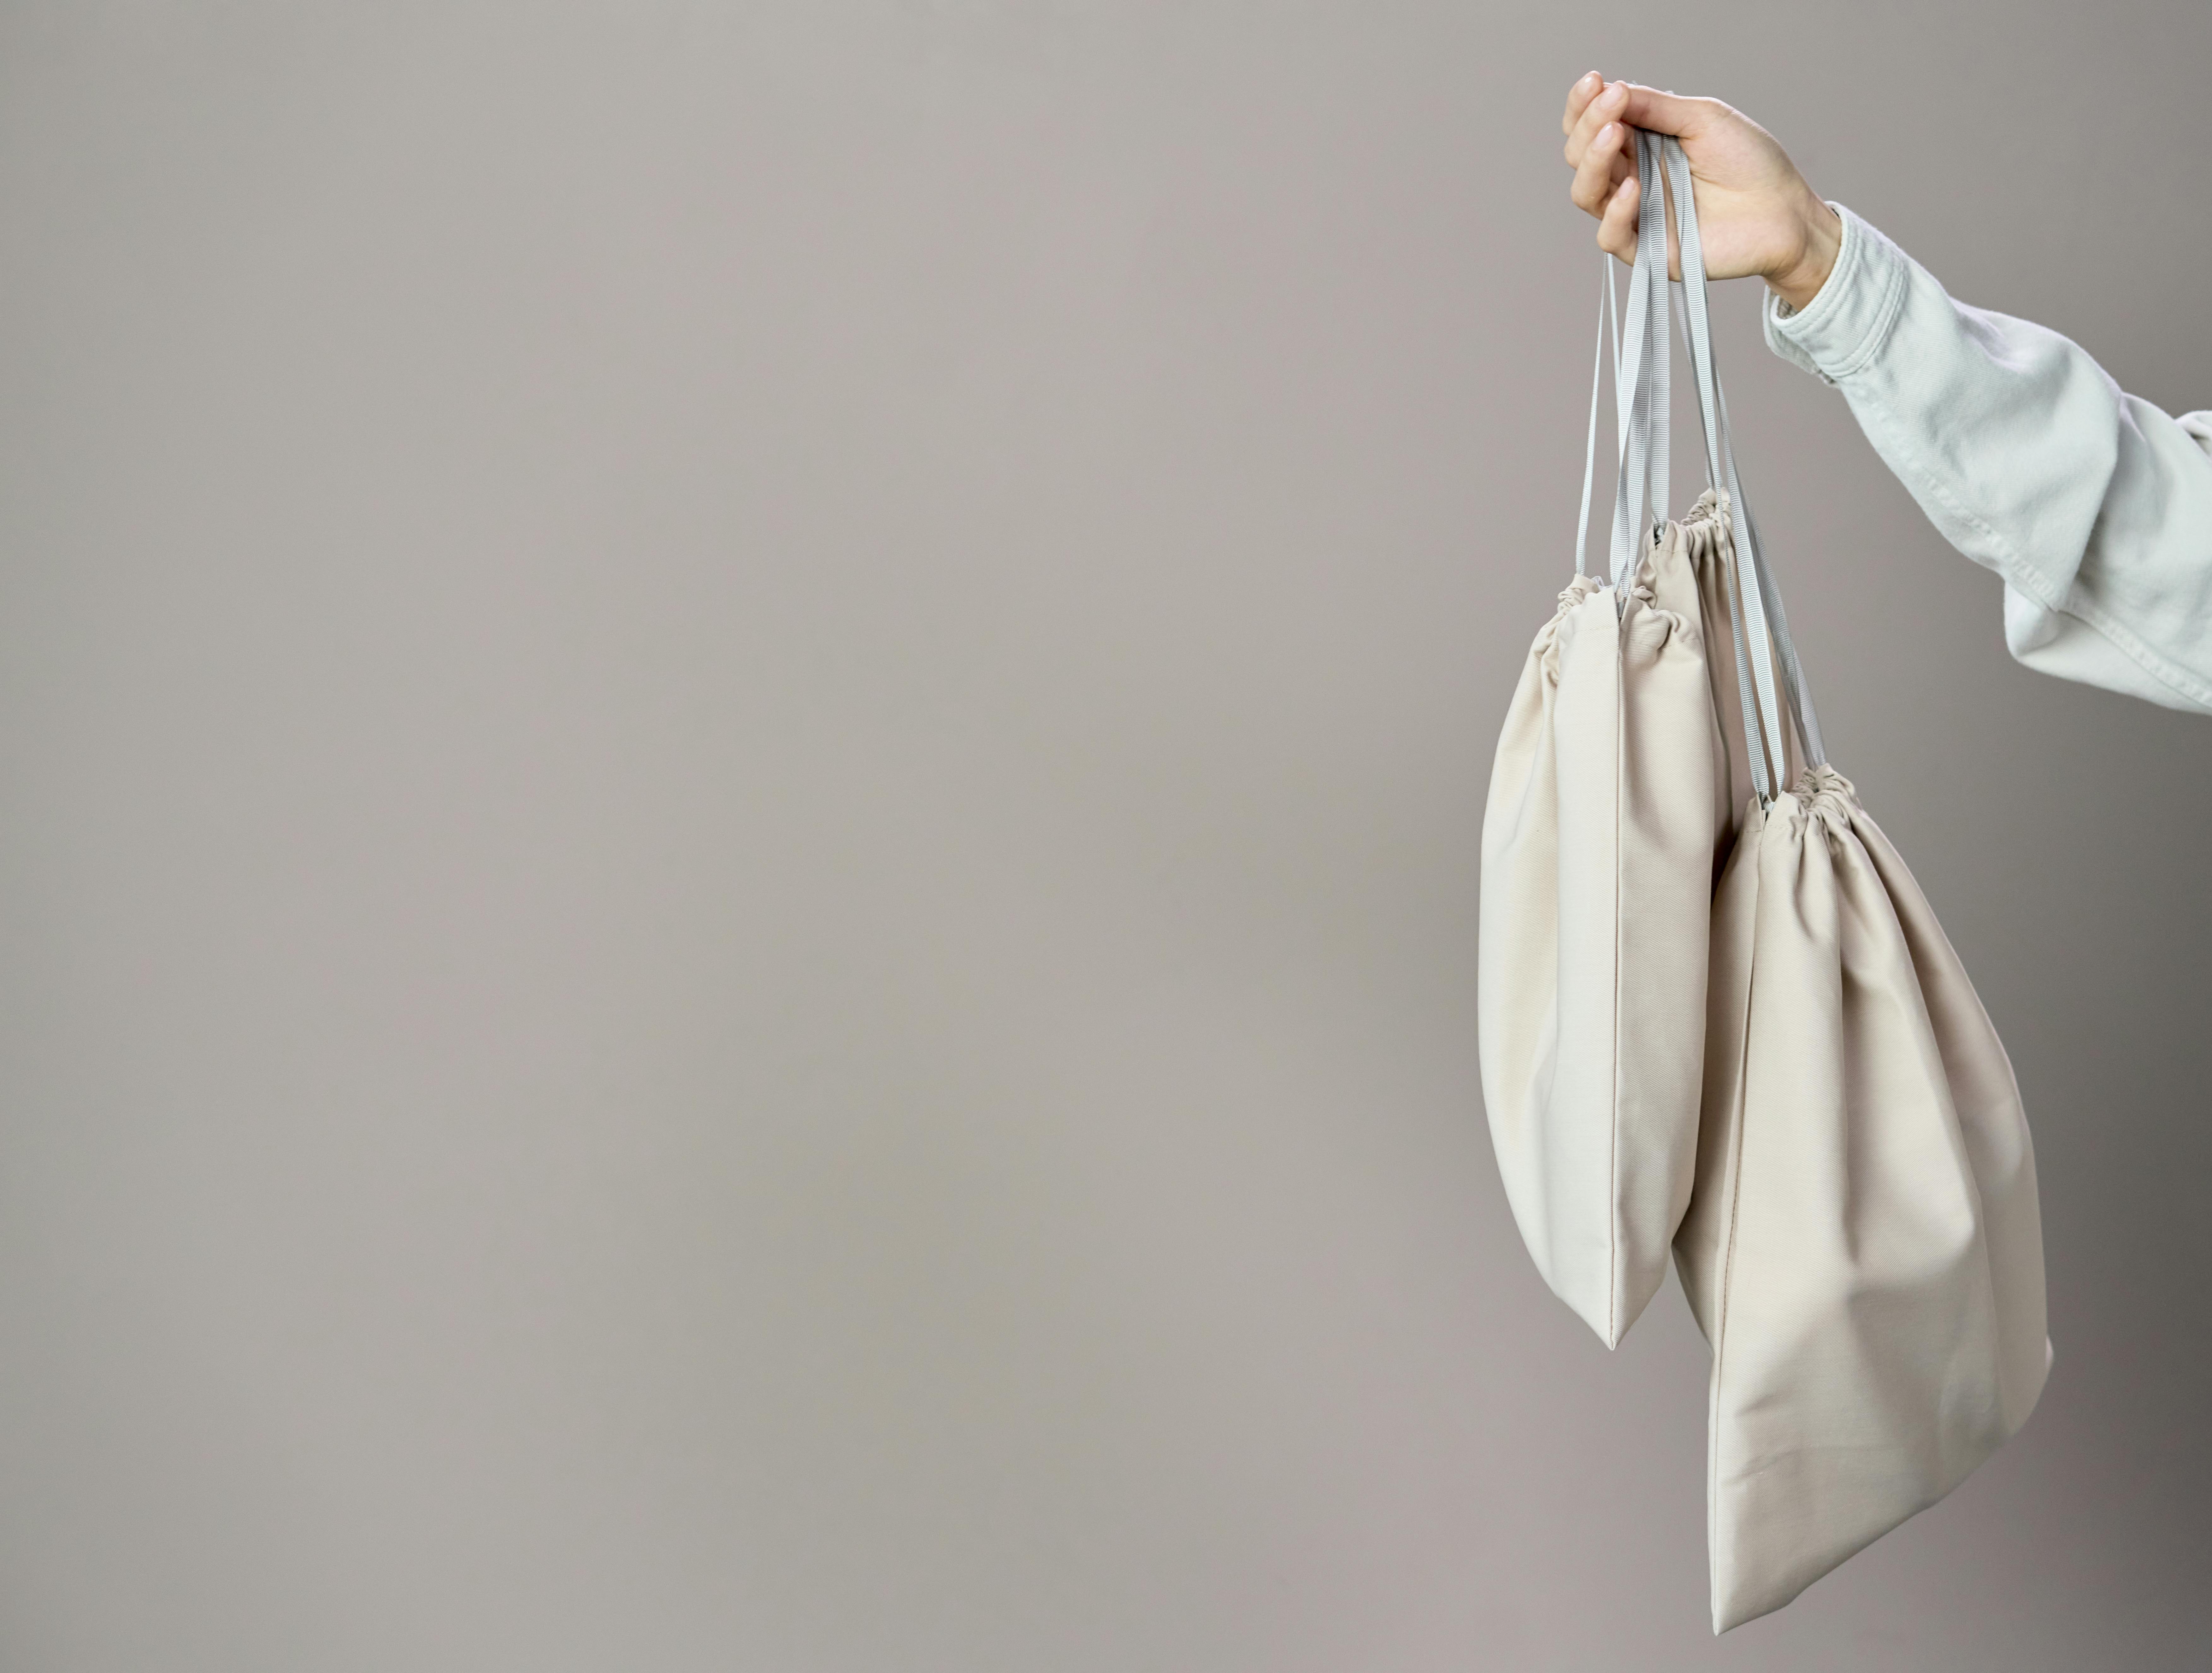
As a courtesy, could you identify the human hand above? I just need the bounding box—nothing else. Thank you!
[1560,73,1842,312]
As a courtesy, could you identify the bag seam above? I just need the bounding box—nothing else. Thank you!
[1708,827,1759,1625]
[1609,592,1625,1346]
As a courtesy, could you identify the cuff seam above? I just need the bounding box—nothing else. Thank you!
[1768,206,1909,385]
[1770,200,1859,333]
[1821,245,1910,384]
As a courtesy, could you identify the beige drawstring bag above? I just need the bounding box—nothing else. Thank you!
[1479,130,1722,1349]
[1653,136,2054,1633]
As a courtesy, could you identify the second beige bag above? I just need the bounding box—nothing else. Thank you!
[1676,768,2051,1631]
[1656,135,2052,1633]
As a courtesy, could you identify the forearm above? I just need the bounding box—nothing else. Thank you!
[1765,208,2212,713]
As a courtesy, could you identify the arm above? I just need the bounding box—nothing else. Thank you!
[1560,74,2212,715]
[1764,209,2212,713]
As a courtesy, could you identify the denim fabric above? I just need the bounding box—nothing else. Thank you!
[1766,207,2212,714]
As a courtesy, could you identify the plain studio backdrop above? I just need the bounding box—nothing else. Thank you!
[3,3,2208,1669]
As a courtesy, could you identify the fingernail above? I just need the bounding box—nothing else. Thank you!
[1578,71,1600,91]
[1596,122,1617,146]
[1605,81,1628,104]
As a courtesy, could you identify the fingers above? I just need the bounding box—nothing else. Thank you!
[1612,83,1719,141]
[1597,172,1639,264]
[1568,108,1632,221]
[1563,76,1630,168]
[1560,70,1603,136]
[1563,75,1720,270]
[1564,75,1636,253]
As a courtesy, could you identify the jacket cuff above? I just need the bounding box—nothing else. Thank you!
[1761,205,1909,385]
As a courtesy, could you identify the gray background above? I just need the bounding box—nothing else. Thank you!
[3,2,2207,1668]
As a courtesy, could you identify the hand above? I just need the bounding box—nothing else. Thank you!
[1560,73,1842,312]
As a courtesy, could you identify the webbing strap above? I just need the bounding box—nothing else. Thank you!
[1571,262,1616,579]
[1655,135,1783,795]
[1648,151,1671,534]
[1572,132,1674,588]
[1657,132,1827,790]
[1607,130,1672,588]
[1566,129,1830,795]
[1718,384,1829,769]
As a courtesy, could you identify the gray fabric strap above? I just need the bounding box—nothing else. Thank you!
[1566,135,1663,588]
[1656,133,1783,796]
[1677,285,1776,801]
[1657,133,1826,790]
[1645,143,1671,533]
[1607,130,1672,588]
[1564,129,1828,796]
[1571,261,1619,578]
[1718,384,1829,768]
[1606,171,1653,583]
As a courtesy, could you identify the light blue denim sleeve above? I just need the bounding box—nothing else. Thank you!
[1765,206,2212,714]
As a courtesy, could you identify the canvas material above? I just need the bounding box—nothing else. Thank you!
[1479,534,1718,1347]
[1478,127,1724,1348]
[1674,771,2050,1631]
[1644,125,2051,1633]
[1485,128,2054,1629]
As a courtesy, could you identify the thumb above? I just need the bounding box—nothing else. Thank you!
[1613,84,1717,140]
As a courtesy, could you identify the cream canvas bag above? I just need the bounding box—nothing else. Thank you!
[1653,137,2054,1634]
[1479,130,1725,1348]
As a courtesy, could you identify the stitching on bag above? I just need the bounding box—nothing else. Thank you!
[1609,593,1625,1346]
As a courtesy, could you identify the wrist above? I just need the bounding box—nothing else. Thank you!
[1765,196,1842,313]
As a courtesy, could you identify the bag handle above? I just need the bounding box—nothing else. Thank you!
[1567,131,1829,802]
[1655,131,1828,795]
[1651,130,1785,797]
[1571,134,1672,586]
[1570,260,1619,581]
[1609,141,1671,586]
